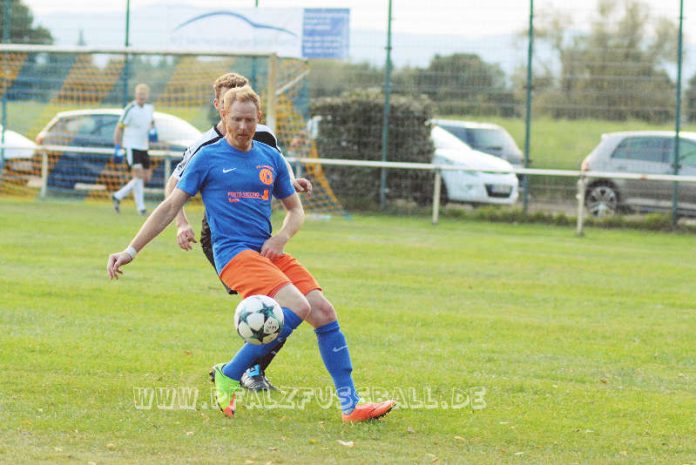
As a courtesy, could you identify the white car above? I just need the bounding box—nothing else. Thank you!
[432,126,519,205]
[433,119,523,168]
[0,126,38,172]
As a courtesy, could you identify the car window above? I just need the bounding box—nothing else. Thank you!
[679,139,696,167]
[94,115,118,141]
[466,128,519,153]
[65,115,97,136]
[432,127,468,151]
[438,125,471,146]
[611,137,670,163]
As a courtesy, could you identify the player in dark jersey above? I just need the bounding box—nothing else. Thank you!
[164,73,312,392]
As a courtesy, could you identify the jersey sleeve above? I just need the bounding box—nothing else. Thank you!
[177,146,208,197]
[172,146,194,180]
[273,152,295,200]
[118,103,133,127]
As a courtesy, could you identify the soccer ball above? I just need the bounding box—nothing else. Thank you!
[234,295,285,345]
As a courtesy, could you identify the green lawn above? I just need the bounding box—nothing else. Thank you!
[1,198,694,464]
[441,115,696,170]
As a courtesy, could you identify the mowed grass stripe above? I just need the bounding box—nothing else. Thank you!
[0,198,694,464]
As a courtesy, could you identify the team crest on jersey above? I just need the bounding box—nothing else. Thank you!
[258,167,274,185]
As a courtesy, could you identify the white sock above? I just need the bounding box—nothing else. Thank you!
[134,178,145,211]
[115,178,137,200]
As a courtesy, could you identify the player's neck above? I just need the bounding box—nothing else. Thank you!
[216,121,226,136]
[225,135,252,152]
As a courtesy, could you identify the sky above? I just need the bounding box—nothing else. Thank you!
[20,0,685,37]
[17,0,695,70]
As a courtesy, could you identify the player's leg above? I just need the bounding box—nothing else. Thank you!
[210,252,310,416]
[112,148,136,210]
[132,151,149,215]
[201,217,278,391]
[275,255,396,422]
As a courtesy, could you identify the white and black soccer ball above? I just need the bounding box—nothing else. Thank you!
[234,295,285,345]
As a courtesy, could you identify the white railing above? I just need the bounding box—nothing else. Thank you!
[5,145,696,233]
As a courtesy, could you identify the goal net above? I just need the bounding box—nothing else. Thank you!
[0,45,344,214]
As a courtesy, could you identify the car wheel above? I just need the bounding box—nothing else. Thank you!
[586,183,619,217]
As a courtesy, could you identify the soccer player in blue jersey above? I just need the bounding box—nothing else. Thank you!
[107,85,395,423]
[164,72,312,392]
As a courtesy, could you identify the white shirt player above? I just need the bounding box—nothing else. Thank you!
[119,102,155,151]
[172,123,278,180]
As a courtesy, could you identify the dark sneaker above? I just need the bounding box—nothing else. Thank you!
[240,364,277,392]
[111,194,120,213]
[138,209,147,216]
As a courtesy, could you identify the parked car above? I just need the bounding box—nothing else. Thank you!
[432,126,519,205]
[432,119,523,168]
[0,126,38,173]
[34,109,201,192]
[581,131,696,217]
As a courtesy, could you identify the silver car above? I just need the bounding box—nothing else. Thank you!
[581,131,696,216]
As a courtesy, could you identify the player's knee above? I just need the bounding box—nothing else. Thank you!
[307,297,337,327]
[274,288,311,321]
[290,297,311,320]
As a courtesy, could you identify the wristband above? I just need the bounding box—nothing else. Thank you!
[125,246,138,260]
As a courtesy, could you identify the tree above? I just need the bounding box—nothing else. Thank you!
[309,60,383,99]
[401,53,517,117]
[0,0,52,44]
[535,0,676,122]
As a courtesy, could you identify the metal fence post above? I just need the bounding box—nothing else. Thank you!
[432,169,442,225]
[379,0,393,210]
[266,53,278,131]
[522,0,535,214]
[575,176,586,237]
[0,0,12,173]
[671,0,685,228]
[40,152,48,198]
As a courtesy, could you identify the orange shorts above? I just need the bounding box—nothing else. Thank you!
[219,250,321,299]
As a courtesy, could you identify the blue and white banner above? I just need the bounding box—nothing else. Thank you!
[165,7,349,59]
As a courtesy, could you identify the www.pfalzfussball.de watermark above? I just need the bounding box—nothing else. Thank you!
[132,386,487,412]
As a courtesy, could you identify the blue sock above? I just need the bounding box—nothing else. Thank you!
[223,307,302,380]
[315,321,360,414]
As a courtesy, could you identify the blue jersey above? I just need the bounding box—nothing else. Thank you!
[177,138,295,273]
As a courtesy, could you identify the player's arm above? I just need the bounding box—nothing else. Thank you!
[284,157,312,196]
[113,123,124,146]
[107,188,191,279]
[260,193,304,261]
[165,173,196,250]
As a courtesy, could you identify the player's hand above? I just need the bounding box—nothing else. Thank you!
[176,223,197,250]
[260,234,288,261]
[107,251,133,280]
[293,177,312,197]
[113,144,125,164]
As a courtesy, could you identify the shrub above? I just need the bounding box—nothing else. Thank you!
[311,89,434,209]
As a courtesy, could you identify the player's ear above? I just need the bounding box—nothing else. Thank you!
[258,110,263,122]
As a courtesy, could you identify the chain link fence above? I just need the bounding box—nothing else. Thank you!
[2,0,696,227]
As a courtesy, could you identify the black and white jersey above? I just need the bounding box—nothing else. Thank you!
[171,123,279,180]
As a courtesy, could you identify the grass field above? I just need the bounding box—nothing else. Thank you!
[1,198,695,464]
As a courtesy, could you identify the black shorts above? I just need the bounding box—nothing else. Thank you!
[127,148,151,169]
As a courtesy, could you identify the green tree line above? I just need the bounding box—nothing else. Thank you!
[311,0,696,124]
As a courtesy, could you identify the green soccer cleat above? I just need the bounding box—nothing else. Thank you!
[209,363,240,417]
